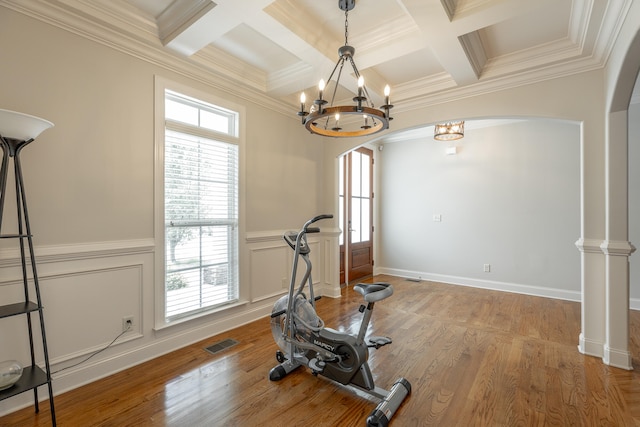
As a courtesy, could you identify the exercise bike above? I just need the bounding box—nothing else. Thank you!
[269,214,411,427]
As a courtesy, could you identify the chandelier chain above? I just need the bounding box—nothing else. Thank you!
[344,10,349,45]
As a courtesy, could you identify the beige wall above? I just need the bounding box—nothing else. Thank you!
[0,7,328,415]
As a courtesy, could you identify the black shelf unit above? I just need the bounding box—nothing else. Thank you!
[0,135,56,425]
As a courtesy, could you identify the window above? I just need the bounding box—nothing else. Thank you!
[157,84,241,324]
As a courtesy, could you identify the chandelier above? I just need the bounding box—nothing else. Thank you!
[434,121,465,141]
[297,0,393,138]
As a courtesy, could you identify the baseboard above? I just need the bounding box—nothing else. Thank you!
[578,332,604,358]
[30,303,272,406]
[603,344,633,370]
[376,267,581,302]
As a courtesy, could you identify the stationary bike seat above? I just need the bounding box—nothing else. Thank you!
[354,282,393,302]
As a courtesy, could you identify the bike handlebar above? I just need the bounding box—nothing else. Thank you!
[311,214,334,222]
[304,214,333,231]
[283,215,334,252]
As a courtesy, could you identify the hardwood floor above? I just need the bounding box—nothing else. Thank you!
[2,275,640,426]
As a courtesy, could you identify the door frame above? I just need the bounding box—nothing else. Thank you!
[339,146,374,285]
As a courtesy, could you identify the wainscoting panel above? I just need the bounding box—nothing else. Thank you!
[246,231,327,303]
[0,240,151,367]
[41,264,144,363]
[249,244,289,303]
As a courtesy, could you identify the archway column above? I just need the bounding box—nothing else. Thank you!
[601,109,635,369]
[601,240,634,368]
[576,239,606,358]
[575,115,609,363]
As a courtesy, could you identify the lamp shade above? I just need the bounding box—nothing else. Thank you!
[0,109,54,141]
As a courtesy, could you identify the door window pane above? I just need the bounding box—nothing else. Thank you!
[361,198,370,243]
[351,196,361,244]
[351,151,361,197]
[361,152,370,197]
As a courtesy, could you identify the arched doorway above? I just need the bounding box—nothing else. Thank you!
[603,17,640,369]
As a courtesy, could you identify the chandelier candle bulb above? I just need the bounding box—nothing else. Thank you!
[298,92,309,123]
[362,114,370,129]
[381,85,393,121]
[318,79,325,101]
[332,113,342,131]
[355,76,365,111]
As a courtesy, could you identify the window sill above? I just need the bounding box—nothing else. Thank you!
[153,299,249,332]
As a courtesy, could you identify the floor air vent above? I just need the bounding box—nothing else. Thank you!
[406,278,421,282]
[205,338,239,355]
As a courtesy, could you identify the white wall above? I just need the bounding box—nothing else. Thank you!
[375,120,581,299]
[0,7,331,415]
[629,102,640,300]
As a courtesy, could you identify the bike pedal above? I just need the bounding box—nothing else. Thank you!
[368,336,392,348]
[309,358,325,373]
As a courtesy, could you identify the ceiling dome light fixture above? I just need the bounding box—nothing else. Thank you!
[297,0,393,138]
[434,121,465,141]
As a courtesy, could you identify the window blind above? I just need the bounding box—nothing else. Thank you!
[164,128,239,319]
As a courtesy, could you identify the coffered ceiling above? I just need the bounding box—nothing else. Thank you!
[126,0,631,108]
[1,0,635,114]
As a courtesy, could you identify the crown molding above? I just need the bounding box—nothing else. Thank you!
[0,0,290,117]
[450,0,495,17]
[350,15,420,55]
[194,44,269,93]
[441,0,497,18]
[264,0,339,62]
[394,72,458,102]
[459,31,487,79]
[53,0,160,40]
[267,61,315,94]
[398,53,605,114]
[481,38,585,79]
[157,0,215,46]
[593,0,634,63]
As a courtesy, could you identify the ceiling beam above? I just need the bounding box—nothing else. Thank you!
[161,0,276,56]
[399,0,558,85]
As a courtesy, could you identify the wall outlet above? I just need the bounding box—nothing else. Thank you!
[122,316,134,332]
[483,264,491,273]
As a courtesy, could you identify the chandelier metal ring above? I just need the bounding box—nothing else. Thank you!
[304,106,389,138]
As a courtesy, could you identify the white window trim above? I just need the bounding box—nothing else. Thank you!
[154,75,247,330]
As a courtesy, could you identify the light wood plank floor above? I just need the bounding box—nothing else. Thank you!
[2,275,640,426]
